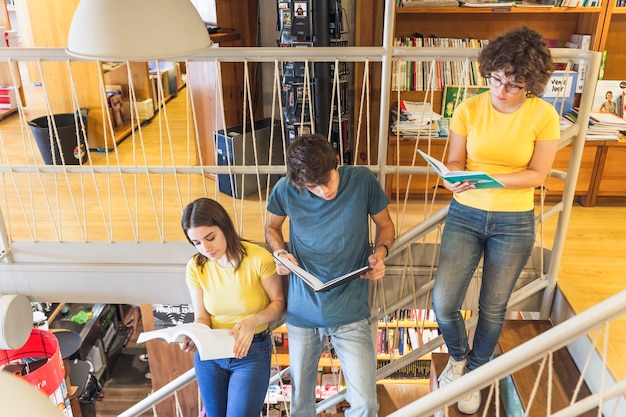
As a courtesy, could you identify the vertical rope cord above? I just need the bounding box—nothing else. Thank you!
[63,61,90,242]
[479,382,495,417]
[151,61,169,242]
[303,59,315,135]
[0,58,52,241]
[0,108,35,240]
[548,351,554,416]
[242,59,268,232]
[392,61,402,231]
[183,60,209,198]
[151,61,185,238]
[571,322,603,406]
[214,59,245,236]
[262,59,285,222]
[523,354,548,417]
[173,390,184,417]
[327,58,339,157]
[94,60,139,242]
[353,59,369,166]
[32,59,65,242]
[68,65,113,241]
[65,59,105,243]
[237,60,249,233]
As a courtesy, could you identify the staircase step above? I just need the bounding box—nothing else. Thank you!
[430,353,505,417]
[498,320,599,417]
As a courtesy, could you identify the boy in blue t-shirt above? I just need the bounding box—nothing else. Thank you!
[266,134,395,416]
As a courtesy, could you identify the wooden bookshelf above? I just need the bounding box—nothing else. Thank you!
[356,1,626,205]
[0,0,25,112]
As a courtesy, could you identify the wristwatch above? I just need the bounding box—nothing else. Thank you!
[273,249,288,258]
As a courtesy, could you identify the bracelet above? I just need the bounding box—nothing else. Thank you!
[374,244,389,258]
[273,249,288,258]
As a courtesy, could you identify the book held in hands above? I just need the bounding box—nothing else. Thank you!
[417,149,504,189]
[137,322,235,361]
[273,253,371,292]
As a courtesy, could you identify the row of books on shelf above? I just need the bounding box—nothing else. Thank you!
[380,307,439,324]
[0,85,17,111]
[390,69,577,137]
[377,326,447,356]
[563,108,626,141]
[399,0,605,6]
[392,36,489,92]
[377,358,432,379]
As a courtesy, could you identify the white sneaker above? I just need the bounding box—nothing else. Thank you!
[138,353,149,362]
[458,390,481,414]
[438,357,467,388]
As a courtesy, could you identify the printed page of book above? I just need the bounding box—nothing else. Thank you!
[137,322,235,361]
[273,254,371,292]
[417,149,504,188]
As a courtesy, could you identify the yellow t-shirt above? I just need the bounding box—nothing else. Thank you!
[185,241,277,334]
[450,92,560,212]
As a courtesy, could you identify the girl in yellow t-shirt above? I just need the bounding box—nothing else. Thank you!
[180,198,285,417]
[432,27,560,415]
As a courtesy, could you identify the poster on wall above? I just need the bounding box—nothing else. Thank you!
[151,304,194,330]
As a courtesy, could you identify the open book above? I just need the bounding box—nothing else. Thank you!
[417,149,504,189]
[273,253,371,292]
[137,323,235,361]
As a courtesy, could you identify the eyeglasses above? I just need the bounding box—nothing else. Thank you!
[486,74,524,93]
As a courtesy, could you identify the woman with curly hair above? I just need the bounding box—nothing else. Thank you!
[432,26,560,414]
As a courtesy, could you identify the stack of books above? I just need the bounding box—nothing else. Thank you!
[390,100,447,138]
[565,108,626,141]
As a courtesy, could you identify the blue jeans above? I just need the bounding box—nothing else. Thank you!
[287,319,378,417]
[432,199,535,372]
[195,330,271,417]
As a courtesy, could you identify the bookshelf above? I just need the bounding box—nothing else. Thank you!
[376,308,472,381]
[275,0,352,162]
[599,2,626,80]
[0,0,24,118]
[355,1,626,204]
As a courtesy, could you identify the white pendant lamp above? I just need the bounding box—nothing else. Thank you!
[67,0,213,61]
[0,372,65,417]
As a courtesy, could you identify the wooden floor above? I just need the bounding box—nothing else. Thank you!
[1,82,624,416]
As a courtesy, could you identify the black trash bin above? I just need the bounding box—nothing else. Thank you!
[28,109,88,165]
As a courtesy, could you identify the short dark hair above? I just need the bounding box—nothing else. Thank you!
[478,26,554,97]
[286,133,338,190]
[181,198,246,270]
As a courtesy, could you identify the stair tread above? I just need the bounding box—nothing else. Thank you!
[430,352,505,417]
[498,320,598,417]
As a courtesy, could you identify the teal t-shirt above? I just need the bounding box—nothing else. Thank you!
[267,165,390,327]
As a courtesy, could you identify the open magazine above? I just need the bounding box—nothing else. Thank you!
[417,149,504,189]
[137,322,235,361]
[273,254,371,292]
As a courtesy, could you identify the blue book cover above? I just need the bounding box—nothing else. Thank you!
[541,71,578,115]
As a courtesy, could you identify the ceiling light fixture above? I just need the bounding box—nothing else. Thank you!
[66,0,213,61]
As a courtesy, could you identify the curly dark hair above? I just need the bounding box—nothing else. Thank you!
[286,133,338,191]
[181,198,247,271]
[478,26,554,97]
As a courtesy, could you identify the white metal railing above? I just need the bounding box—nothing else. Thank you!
[0,1,605,415]
[116,287,626,417]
